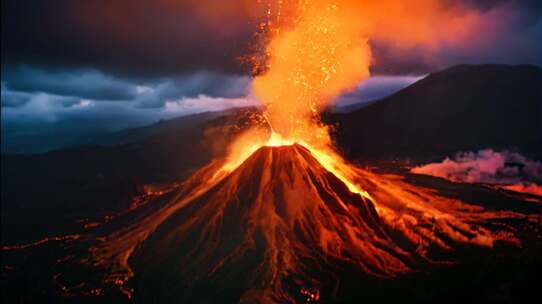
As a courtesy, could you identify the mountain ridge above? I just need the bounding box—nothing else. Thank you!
[329,64,542,159]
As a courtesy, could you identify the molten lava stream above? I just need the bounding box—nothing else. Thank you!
[83,133,525,303]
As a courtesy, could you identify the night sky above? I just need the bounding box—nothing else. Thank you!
[1,0,541,151]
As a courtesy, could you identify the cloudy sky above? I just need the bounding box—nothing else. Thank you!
[1,0,541,152]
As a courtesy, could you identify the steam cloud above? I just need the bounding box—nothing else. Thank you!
[411,149,542,197]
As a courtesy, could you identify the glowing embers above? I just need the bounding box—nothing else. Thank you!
[252,0,371,145]
[1,235,81,251]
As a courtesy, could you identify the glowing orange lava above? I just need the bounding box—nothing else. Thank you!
[253,1,371,145]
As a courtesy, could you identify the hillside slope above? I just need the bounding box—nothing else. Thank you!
[330,64,542,160]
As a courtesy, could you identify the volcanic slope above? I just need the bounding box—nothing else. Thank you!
[127,144,521,303]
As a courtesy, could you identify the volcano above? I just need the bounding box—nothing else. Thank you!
[130,144,411,302]
[87,143,519,304]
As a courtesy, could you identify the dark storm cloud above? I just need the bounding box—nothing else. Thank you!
[0,68,252,136]
[2,0,541,77]
[3,66,138,101]
[1,83,87,110]
[370,0,542,74]
[1,66,251,107]
[1,0,262,77]
[0,86,32,108]
[136,72,251,108]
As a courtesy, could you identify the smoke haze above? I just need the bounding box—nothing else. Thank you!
[412,149,542,197]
